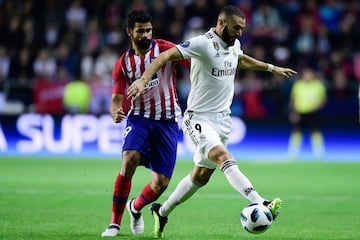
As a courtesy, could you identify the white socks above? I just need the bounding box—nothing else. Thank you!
[159,159,265,217]
[159,174,201,217]
[220,159,265,203]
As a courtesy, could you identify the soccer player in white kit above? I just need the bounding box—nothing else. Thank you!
[128,5,297,238]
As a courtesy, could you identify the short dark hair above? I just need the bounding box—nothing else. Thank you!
[127,10,152,29]
[220,5,245,19]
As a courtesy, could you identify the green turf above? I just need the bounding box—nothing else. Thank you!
[1,157,360,240]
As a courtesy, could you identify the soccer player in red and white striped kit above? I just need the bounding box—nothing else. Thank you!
[101,10,188,237]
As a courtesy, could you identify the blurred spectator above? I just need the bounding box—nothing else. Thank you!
[0,45,10,110]
[63,78,91,114]
[4,14,24,57]
[149,0,168,38]
[250,1,283,45]
[330,68,350,98]
[94,45,118,82]
[9,46,34,80]
[22,18,43,53]
[127,0,149,15]
[332,4,358,52]
[33,48,57,79]
[66,0,87,32]
[295,0,321,35]
[186,0,210,26]
[0,46,10,82]
[315,24,331,57]
[212,0,230,19]
[240,71,267,119]
[273,45,291,66]
[294,14,315,56]
[88,77,112,116]
[231,78,243,117]
[183,16,205,40]
[105,25,125,51]
[326,49,354,82]
[168,21,184,43]
[55,41,78,78]
[354,51,360,83]
[104,0,123,30]
[275,0,301,26]
[235,0,253,27]
[176,67,191,110]
[44,22,60,48]
[0,91,5,112]
[170,1,187,23]
[44,1,68,26]
[81,18,105,56]
[287,68,327,160]
[80,51,95,81]
[319,0,343,34]
[264,74,293,116]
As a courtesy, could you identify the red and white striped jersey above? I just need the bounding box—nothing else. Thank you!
[112,39,187,121]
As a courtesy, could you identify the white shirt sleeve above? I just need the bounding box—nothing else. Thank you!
[176,35,206,59]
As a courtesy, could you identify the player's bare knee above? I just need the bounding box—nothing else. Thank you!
[208,146,232,167]
[121,150,141,175]
[151,174,170,193]
[121,157,138,170]
[151,181,169,194]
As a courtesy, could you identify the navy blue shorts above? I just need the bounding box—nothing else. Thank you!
[122,115,179,178]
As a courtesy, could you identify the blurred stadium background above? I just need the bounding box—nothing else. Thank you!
[0,0,359,161]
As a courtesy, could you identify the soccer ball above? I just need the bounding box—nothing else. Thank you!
[240,203,273,234]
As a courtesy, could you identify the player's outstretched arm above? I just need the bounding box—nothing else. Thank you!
[271,65,297,78]
[238,54,297,78]
[127,47,183,100]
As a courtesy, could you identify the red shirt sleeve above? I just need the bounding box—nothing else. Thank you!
[112,55,127,95]
[112,55,131,113]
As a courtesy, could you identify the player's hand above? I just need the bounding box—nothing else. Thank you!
[273,66,297,78]
[127,78,147,100]
[111,108,126,123]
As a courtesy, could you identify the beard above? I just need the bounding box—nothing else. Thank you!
[222,26,236,46]
[137,38,151,49]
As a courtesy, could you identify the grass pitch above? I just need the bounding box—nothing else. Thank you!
[1,157,360,240]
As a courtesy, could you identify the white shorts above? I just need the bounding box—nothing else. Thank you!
[182,111,232,169]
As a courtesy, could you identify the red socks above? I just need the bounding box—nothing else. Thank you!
[111,174,131,225]
[109,177,160,225]
[133,183,159,211]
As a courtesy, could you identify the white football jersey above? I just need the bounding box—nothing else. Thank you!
[176,28,243,113]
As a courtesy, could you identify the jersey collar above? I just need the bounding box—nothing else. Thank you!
[209,28,229,49]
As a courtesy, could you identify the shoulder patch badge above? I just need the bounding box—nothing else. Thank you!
[180,41,190,48]
[213,42,219,51]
